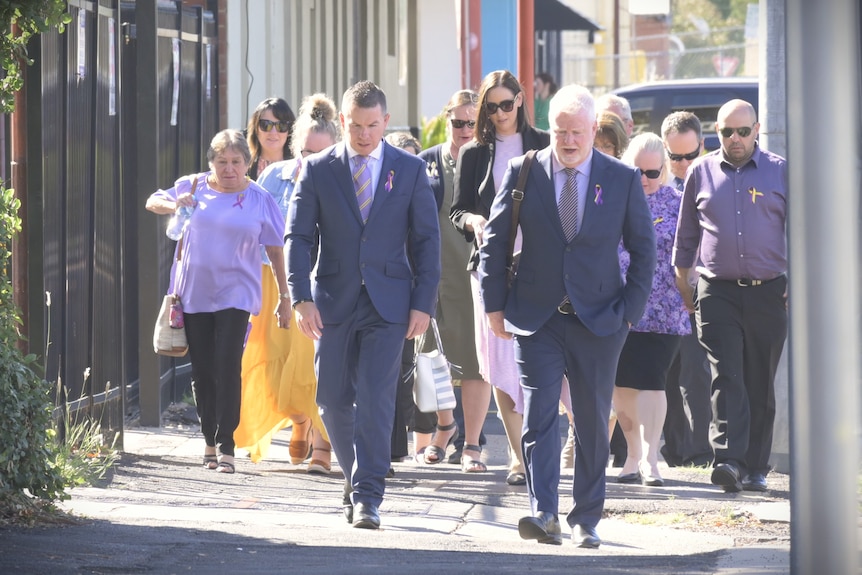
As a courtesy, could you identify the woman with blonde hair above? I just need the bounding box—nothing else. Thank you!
[235,94,340,473]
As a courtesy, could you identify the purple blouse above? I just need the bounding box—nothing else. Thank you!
[620,185,690,335]
[149,173,285,315]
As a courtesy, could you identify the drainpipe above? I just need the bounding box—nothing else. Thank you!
[517,0,534,119]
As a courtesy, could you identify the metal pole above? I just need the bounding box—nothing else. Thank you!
[517,0,534,119]
[786,0,861,573]
[760,0,790,476]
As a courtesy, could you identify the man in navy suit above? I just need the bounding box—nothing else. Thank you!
[286,81,441,529]
[479,84,656,547]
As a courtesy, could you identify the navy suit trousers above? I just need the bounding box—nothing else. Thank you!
[515,312,628,529]
[314,287,407,507]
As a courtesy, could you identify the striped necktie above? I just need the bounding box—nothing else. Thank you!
[353,156,372,223]
[559,167,579,241]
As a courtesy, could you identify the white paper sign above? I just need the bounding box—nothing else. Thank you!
[171,38,180,126]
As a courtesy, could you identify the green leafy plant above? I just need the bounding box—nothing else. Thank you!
[420,113,448,150]
[0,0,71,113]
[52,369,119,487]
[0,188,67,522]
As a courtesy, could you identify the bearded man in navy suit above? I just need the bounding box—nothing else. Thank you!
[479,84,656,547]
[286,81,440,529]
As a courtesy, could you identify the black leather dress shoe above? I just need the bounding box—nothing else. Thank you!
[352,502,380,529]
[342,493,353,524]
[518,511,562,545]
[742,473,768,492]
[711,462,743,492]
[573,524,601,548]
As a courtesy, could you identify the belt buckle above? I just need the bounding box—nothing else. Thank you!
[737,279,762,287]
[557,302,576,315]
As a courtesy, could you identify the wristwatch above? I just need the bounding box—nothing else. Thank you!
[279,293,291,300]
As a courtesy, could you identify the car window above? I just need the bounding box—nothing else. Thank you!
[670,91,753,137]
[626,95,656,137]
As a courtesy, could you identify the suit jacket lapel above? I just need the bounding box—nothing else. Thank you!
[579,153,608,238]
[366,142,397,223]
[333,143,365,225]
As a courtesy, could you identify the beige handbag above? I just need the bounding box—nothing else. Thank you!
[153,294,188,357]
[412,318,457,413]
[153,177,196,357]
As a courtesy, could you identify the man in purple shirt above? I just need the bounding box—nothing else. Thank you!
[672,99,787,493]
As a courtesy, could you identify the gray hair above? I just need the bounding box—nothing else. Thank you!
[595,93,633,124]
[207,129,251,164]
[548,84,595,127]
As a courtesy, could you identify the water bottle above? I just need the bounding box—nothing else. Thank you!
[166,204,194,241]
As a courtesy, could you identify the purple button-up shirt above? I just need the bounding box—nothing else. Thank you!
[672,144,787,281]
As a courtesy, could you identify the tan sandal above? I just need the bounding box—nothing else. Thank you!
[289,418,313,464]
[307,447,332,475]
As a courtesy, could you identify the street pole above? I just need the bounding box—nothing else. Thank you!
[786,0,861,573]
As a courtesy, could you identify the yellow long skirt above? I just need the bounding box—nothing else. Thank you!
[234,266,327,463]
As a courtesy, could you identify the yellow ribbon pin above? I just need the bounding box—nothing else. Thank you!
[748,187,763,203]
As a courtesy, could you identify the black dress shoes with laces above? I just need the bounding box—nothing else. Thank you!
[342,493,354,524]
[517,511,562,545]
[711,462,743,493]
[742,473,768,492]
[352,502,380,529]
[573,524,601,548]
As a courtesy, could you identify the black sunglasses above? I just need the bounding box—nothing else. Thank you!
[719,126,753,138]
[259,119,290,133]
[450,119,476,129]
[639,166,663,179]
[666,145,701,162]
[485,98,516,114]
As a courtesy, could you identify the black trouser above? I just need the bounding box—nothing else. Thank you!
[696,276,787,476]
[663,315,713,465]
[185,308,250,457]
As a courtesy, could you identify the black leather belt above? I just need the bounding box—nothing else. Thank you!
[734,275,784,287]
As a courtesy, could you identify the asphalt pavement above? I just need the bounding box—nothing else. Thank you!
[0,410,790,575]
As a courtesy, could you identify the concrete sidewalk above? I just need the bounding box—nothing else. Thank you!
[0,418,790,575]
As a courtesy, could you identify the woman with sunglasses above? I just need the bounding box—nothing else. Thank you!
[246,97,297,181]
[410,90,483,466]
[450,70,549,481]
[613,132,690,487]
[235,94,340,473]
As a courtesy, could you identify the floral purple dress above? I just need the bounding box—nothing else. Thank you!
[619,185,691,336]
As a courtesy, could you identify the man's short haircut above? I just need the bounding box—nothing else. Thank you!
[595,93,633,123]
[342,80,387,114]
[661,111,702,142]
[548,84,595,127]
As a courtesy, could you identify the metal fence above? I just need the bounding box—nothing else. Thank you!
[28,0,218,441]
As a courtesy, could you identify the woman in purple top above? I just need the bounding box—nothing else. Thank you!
[614,133,690,487]
[146,129,288,474]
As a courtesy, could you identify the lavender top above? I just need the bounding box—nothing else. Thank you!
[493,132,524,193]
[150,172,285,315]
[620,185,690,335]
[672,145,787,281]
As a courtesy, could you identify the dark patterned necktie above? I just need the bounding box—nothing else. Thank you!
[559,167,579,241]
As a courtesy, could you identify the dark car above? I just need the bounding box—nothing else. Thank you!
[611,78,759,151]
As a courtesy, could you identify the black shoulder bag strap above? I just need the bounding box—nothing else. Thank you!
[506,150,537,275]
